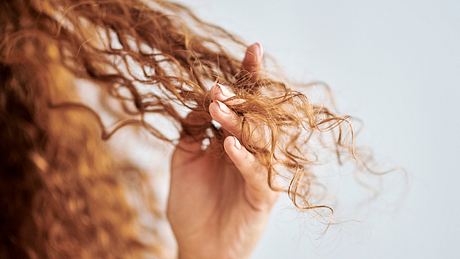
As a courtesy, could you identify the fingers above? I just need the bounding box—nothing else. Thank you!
[210,82,244,106]
[223,136,278,209]
[224,136,267,188]
[209,83,265,146]
[242,42,263,74]
[210,82,235,101]
[209,80,242,138]
[207,42,264,136]
[208,99,242,139]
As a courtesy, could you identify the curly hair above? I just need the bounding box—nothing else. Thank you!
[0,0,377,257]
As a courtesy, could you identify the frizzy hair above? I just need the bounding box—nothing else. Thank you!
[0,0,379,257]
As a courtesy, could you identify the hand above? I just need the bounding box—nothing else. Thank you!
[167,43,279,259]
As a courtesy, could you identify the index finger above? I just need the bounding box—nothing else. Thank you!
[241,42,263,76]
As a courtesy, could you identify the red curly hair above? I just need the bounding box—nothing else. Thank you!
[0,0,379,257]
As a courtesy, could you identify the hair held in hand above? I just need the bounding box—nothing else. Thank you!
[0,0,382,257]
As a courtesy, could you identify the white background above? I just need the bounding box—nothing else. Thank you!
[177,0,460,258]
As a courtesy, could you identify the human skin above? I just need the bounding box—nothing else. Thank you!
[167,43,279,259]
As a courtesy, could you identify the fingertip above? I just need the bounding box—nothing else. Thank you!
[210,82,219,100]
[223,135,236,151]
[210,82,235,101]
[253,42,263,58]
[208,101,223,124]
[208,100,242,138]
[224,136,252,171]
[223,135,233,151]
[243,42,263,74]
[224,136,268,194]
[209,100,231,118]
[246,42,263,61]
[208,101,216,120]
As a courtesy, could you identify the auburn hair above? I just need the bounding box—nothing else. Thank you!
[0,0,377,257]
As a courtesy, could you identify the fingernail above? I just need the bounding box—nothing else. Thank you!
[216,83,234,98]
[233,136,241,149]
[215,100,231,114]
[254,42,263,60]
